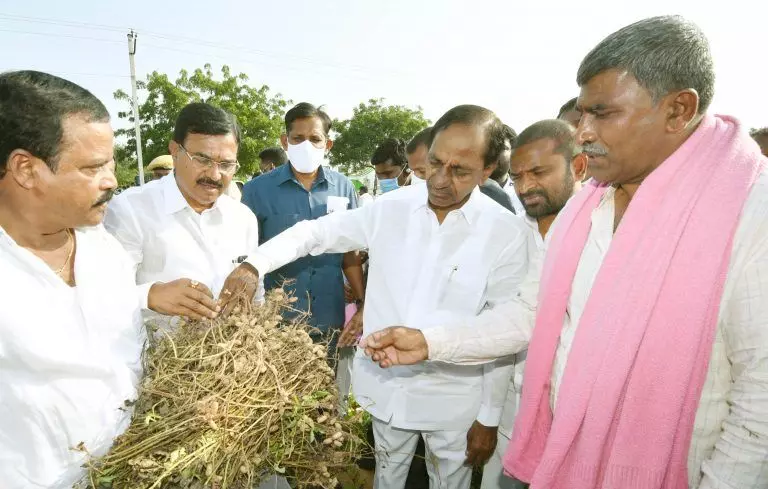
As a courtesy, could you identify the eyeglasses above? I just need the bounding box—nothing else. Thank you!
[178,145,240,175]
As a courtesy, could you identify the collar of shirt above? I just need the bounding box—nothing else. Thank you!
[161,174,229,217]
[409,185,485,226]
[275,163,335,191]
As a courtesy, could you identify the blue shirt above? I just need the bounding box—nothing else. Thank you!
[242,164,358,332]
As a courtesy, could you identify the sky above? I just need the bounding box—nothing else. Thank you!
[1,0,766,139]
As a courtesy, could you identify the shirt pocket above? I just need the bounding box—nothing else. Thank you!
[436,264,488,314]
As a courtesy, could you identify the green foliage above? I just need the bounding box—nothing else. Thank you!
[330,99,430,174]
[114,144,138,189]
[114,64,290,178]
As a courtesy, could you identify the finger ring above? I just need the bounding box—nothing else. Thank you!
[222,289,232,296]
[190,280,199,289]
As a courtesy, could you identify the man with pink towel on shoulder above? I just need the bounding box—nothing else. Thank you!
[363,15,768,489]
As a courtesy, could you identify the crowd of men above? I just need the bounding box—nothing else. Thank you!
[0,14,767,489]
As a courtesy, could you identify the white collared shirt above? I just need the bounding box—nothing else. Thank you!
[104,175,264,327]
[0,225,144,489]
[425,168,768,487]
[246,184,535,430]
[501,177,525,216]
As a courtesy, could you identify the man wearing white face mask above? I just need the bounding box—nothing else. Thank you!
[372,138,411,194]
[241,103,365,348]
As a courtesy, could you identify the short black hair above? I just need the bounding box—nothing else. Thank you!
[429,105,506,168]
[0,70,109,178]
[557,98,578,119]
[513,119,581,162]
[577,15,715,114]
[371,138,408,167]
[173,102,240,146]
[406,126,433,154]
[285,102,332,136]
[359,185,369,193]
[258,146,288,165]
[490,124,518,181]
[502,124,518,147]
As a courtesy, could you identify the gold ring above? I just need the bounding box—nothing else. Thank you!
[190,280,199,289]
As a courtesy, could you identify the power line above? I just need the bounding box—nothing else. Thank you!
[0,12,414,78]
[0,25,382,82]
[0,27,123,44]
[0,13,125,32]
[0,13,375,73]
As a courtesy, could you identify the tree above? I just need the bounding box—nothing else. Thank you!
[330,99,430,174]
[114,64,290,178]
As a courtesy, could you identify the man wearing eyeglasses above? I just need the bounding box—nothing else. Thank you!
[104,102,263,328]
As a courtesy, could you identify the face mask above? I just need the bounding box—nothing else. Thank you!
[288,140,326,174]
[410,174,425,185]
[379,177,400,193]
[378,166,407,194]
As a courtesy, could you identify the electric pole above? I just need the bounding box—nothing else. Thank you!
[127,30,145,185]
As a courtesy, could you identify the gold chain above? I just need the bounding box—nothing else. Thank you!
[54,229,75,276]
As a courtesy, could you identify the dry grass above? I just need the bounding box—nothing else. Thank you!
[83,289,366,489]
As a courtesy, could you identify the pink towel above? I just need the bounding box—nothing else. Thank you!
[503,115,765,489]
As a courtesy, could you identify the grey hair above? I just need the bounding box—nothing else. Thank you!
[512,119,581,161]
[750,127,768,138]
[577,15,715,114]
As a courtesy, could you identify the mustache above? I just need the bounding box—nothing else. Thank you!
[582,143,608,157]
[520,189,547,201]
[197,178,223,188]
[93,190,114,207]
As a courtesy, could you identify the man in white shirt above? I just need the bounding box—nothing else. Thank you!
[488,125,525,215]
[363,16,768,489]
[222,105,535,488]
[0,71,144,488]
[481,119,586,489]
[358,185,374,206]
[105,102,263,328]
[509,119,587,245]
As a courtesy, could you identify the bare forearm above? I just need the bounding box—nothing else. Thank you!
[342,252,365,301]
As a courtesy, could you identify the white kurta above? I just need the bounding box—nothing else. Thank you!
[426,168,768,488]
[104,174,264,328]
[0,225,144,489]
[247,184,536,431]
